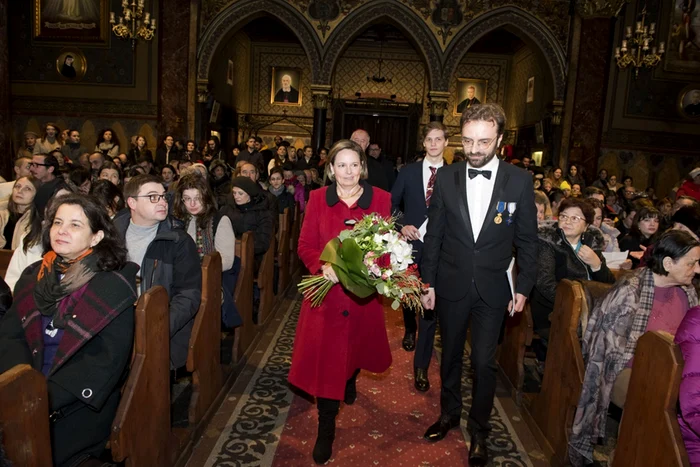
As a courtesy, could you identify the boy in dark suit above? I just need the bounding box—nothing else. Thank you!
[391,121,449,393]
[420,104,538,466]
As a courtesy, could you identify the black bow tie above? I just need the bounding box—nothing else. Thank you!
[468,168,492,180]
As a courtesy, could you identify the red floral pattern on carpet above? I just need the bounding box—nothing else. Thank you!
[273,308,470,466]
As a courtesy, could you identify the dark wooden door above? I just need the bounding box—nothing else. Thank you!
[341,114,408,161]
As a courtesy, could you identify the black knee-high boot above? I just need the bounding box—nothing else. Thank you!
[344,369,361,405]
[313,397,340,464]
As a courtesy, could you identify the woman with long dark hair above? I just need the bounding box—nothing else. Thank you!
[95,128,121,159]
[127,135,152,166]
[0,194,138,466]
[0,176,40,250]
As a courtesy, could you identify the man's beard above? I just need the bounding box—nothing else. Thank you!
[466,147,498,168]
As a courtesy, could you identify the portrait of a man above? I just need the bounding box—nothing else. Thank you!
[271,67,302,106]
[681,88,700,118]
[454,78,487,115]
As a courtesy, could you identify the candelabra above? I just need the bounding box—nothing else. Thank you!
[615,6,664,78]
[110,0,156,50]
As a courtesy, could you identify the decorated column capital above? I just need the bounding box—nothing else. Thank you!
[196,81,210,104]
[427,91,450,118]
[311,84,332,110]
[549,100,565,126]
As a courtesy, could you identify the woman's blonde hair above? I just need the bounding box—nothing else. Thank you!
[534,190,553,220]
[324,139,368,182]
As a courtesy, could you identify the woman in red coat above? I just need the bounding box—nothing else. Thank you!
[289,139,392,464]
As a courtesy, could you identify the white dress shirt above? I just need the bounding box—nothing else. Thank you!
[422,157,444,198]
[467,155,500,241]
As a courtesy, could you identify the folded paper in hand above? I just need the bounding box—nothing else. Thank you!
[507,257,516,317]
[602,251,629,269]
[417,219,428,242]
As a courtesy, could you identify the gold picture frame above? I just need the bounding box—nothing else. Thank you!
[34,0,109,43]
[453,78,487,116]
[270,67,302,107]
[679,84,700,120]
[55,47,87,82]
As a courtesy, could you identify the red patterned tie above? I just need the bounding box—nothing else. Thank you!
[425,166,437,207]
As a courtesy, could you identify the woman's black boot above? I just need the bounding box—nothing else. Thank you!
[313,397,340,464]
[344,369,361,405]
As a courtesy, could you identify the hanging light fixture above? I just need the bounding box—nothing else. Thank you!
[615,6,664,78]
[110,0,157,50]
[367,27,392,84]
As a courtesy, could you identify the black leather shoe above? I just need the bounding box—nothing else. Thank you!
[469,432,489,466]
[423,416,460,442]
[402,332,416,351]
[414,367,429,392]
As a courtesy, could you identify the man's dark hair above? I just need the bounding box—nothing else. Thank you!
[671,205,700,238]
[584,186,606,199]
[460,103,506,136]
[90,179,125,216]
[137,154,154,165]
[421,121,448,140]
[43,154,60,174]
[548,188,566,205]
[647,230,700,276]
[124,173,163,200]
[558,197,596,224]
[254,136,263,144]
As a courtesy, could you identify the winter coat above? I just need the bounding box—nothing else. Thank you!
[221,195,274,271]
[210,175,232,208]
[288,182,392,400]
[676,306,700,466]
[0,262,138,466]
[619,231,656,268]
[677,180,700,202]
[114,214,202,369]
[531,222,615,336]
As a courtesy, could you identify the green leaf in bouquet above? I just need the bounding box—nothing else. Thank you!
[338,230,352,242]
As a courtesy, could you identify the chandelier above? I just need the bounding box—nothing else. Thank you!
[110,0,157,50]
[615,6,664,78]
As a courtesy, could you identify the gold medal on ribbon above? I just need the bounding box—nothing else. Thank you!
[495,213,503,224]
[495,201,506,225]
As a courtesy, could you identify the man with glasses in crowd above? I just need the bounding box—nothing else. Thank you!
[30,154,60,184]
[115,174,202,372]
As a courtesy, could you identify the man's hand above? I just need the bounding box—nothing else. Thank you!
[507,293,527,313]
[421,287,436,310]
[401,225,420,241]
[321,263,339,284]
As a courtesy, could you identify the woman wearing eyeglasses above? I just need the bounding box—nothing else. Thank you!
[530,197,615,361]
[173,173,240,328]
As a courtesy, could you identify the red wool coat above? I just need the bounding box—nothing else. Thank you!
[288,182,392,400]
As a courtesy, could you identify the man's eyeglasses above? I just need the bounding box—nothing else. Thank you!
[461,138,497,150]
[133,194,167,203]
[30,162,49,167]
[559,214,585,224]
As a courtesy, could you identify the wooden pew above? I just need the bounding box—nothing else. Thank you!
[528,279,612,466]
[289,203,301,275]
[255,236,276,325]
[277,207,291,293]
[111,286,171,467]
[0,248,13,278]
[613,331,690,467]
[233,232,255,363]
[186,253,223,426]
[0,364,52,467]
[498,303,534,406]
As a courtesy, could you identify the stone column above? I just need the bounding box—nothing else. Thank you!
[195,82,210,145]
[158,0,191,138]
[311,85,331,151]
[428,91,450,122]
[0,0,10,180]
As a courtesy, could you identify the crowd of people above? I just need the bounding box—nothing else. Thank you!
[1,113,700,466]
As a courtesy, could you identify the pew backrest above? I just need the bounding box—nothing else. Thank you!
[0,364,52,467]
[233,232,256,362]
[110,286,170,466]
[579,280,613,337]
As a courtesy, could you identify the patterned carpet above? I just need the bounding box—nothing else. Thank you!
[203,299,533,467]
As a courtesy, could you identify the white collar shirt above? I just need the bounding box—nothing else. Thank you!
[422,158,444,198]
[466,155,500,241]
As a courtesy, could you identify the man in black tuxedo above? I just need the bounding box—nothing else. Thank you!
[421,103,538,465]
[391,121,449,393]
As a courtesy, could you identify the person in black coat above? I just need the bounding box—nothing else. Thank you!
[0,194,138,466]
[295,146,320,171]
[619,206,661,268]
[155,134,180,168]
[368,143,396,191]
[223,176,274,273]
[209,159,232,208]
[268,167,295,218]
[350,129,388,191]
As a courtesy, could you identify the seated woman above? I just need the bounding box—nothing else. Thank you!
[619,206,660,268]
[173,173,240,328]
[0,194,138,466]
[534,190,552,223]
[570,230,700,465]
[223,177,274,273]
[208,159,231,207]
[531,197,615,350]
[90,179,125,219]
[0,176,40,250]
[161,164,178,191]
[676,305,700,466]
[587,198,620,253]
[98,160,122,187]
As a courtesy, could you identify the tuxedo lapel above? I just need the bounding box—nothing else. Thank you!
[478,160,510,244]
[454,167,475,244]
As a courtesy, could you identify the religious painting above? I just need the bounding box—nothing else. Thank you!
[270,67,302,106]
[55,48,87,82]
[453,78,487,116]
[679,85,700,119]
[34,0,109,43]
[526,76,535,103]
[665,0,700,72]
[227,60,234,86]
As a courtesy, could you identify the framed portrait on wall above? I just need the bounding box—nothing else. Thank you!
[453,78,487,115]
[271,67,302,106]
[526,77,535,103]
[55,47,87,82]
[679,85,700,119]
[227,60,234,86]
[34,0,109,43]
[210,101,221,124]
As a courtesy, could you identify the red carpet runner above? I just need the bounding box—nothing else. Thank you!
[272,306,470,466]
